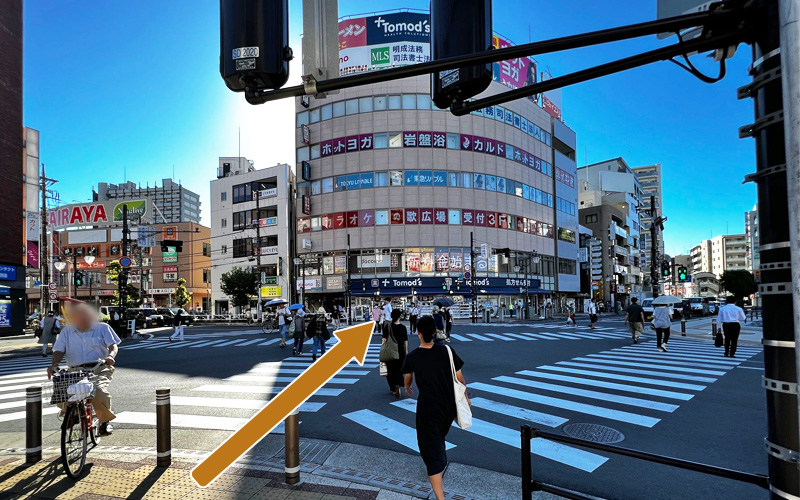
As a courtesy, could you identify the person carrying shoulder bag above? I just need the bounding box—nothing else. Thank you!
[38,311,61,357]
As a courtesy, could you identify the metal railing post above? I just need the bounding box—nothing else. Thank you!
[521,425,533,500]
[26,386,42,464]
[284,408,300,484]
[156,387,171,467]
[681,319,686,336]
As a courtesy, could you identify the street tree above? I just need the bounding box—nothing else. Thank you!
[173,278,192,308]
[719,269,758,301]
[219,267,258,310]
[106,261,142,308]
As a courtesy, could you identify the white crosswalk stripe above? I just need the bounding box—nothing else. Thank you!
[340,339,761,474]
[113,342,382,433]
[0,357,68,423]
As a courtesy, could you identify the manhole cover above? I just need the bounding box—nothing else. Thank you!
[562,423,625,443]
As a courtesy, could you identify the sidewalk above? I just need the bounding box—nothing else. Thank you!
[680,317,762,346]
[0,437,566,500]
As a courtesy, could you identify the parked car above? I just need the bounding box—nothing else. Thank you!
[641,299,655,320]
[708,301,720,315]
[129,308,165,328]
[125,309,147,330]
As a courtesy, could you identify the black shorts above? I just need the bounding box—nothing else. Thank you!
[590,314,598,323]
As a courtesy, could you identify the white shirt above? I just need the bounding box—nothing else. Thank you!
[53,322,121,367]
[718,304,746,323]
[382,303,393,320]
[410,307,419,316]
[277,307,288,326]
[587,303,597,314]
[652,307,672,328]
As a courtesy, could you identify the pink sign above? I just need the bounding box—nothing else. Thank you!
[26,241,39,269]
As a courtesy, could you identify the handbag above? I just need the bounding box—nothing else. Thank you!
[446,346,471,430]
[715,331,724,347]
[435,329,447,340]
[379,362,388,377]
[379,324,400,362]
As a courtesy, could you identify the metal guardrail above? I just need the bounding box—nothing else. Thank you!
[520,425,769,500]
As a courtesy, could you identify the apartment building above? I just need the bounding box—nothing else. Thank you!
[210,158,295,314]
[95,179,201,224]
[690,234,747,277]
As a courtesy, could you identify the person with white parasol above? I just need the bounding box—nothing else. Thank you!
[651,296,681,352]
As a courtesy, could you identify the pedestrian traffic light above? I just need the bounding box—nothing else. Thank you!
[430,0,493,109]
[74,271,84,287]
[678,267,688,282]
[220,0,292,93]
[442,280,448,291]
[662,262,670,277]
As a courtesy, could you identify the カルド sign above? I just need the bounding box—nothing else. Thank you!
[47,200,149,230]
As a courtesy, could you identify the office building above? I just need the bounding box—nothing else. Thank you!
[293,74,580,319]
[0,1,24,336]
[632,164,664,289]
[577,158,644,304]
[745,205,759,273]
[210,158,295,314]
[95,179,201,224]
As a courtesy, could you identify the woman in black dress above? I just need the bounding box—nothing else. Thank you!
[402,315,469,500]
[382,309,408,398]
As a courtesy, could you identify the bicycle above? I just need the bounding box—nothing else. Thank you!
[46,360,104,479]
[261,314,278,334]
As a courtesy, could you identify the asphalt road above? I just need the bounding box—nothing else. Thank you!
[0,317,766,500]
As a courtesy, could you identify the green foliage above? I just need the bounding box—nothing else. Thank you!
[173,278,192,308]
[219,267,258,309]
[719,270,758,300]
[106,261,142,308]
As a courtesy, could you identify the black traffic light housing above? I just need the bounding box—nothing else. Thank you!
[430,0,493,109]
[662,262,671,277]
[442,280,448,291]
[678,267,688,282]
[220,0,292,93]
[74,271,84,287]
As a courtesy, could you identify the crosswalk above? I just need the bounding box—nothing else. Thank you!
[0,356,65,423]
[343,339,762,473]
[449,325,633,343]
[112,341,381,432]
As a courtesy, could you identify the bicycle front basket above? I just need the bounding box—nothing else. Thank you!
[50,370,96,404]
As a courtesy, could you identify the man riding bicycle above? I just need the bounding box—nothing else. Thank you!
[47,303,121,437]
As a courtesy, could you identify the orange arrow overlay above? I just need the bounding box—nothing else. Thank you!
[191,321,373,487]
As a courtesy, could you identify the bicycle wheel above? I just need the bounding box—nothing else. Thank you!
[61,404,88,479]
[87,403,101,447]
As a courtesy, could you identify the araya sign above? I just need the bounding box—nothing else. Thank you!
[48,204,108,229]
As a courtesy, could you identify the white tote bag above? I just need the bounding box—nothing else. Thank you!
[446,346,472,430]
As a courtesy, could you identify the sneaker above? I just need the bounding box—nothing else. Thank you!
[312,354,317,362]
[632,338,638,344]
[659,344,667,352]
[98,423,113,437]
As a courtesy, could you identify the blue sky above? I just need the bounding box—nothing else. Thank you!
[23,0,756,256]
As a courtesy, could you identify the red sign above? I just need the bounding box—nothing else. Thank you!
[359,210,375,227]
[543,95,562,120]
[462,210,474,225]
[333,212,346,229]
[163,226,178,241]
[390,209,404,224]
[163,265,178,273]
[302,195,311,215]
[475,211,486,227]
[434,209,448,224]
[346,211,359,228]
[77,260,107,270]
[321,214,333,230]
[419,208,433,224]
[297,218,311,233]
[338,17,367,49]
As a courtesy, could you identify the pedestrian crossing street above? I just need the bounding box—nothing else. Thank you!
[112,340,380,432]
[116,324,635,352]
[343,339,762,473]
[0,356,65,423]
[449,324,632,342]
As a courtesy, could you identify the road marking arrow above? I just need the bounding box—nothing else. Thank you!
[191,321,373,487]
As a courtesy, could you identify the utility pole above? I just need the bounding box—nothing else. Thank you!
[470,231,477,323]
[740,1,798,496]
[39,163,49,314]
[137,248,144,305]
[120,205,130,334]
[346,233,351,325]
[649,195,659,299]
[255,189,263,321]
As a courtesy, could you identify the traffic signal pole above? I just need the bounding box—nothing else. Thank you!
[739,1,799,497]
[649,195,659,300]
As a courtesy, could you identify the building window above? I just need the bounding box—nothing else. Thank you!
[232,183,252,204]
[203,243,211,257]
[374,95,387,111]
[374,133,388,149]
[585,214,598,224]
[232,238,253,258]
[333,101,345,117]
[221,218,227,228]
[221,245,227,254]
[321,103,332,120]
[203,269,210,283]
[558,258,577,275]
[345,98,359,115]
[388,95,402,109]
[220,191,227,201]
